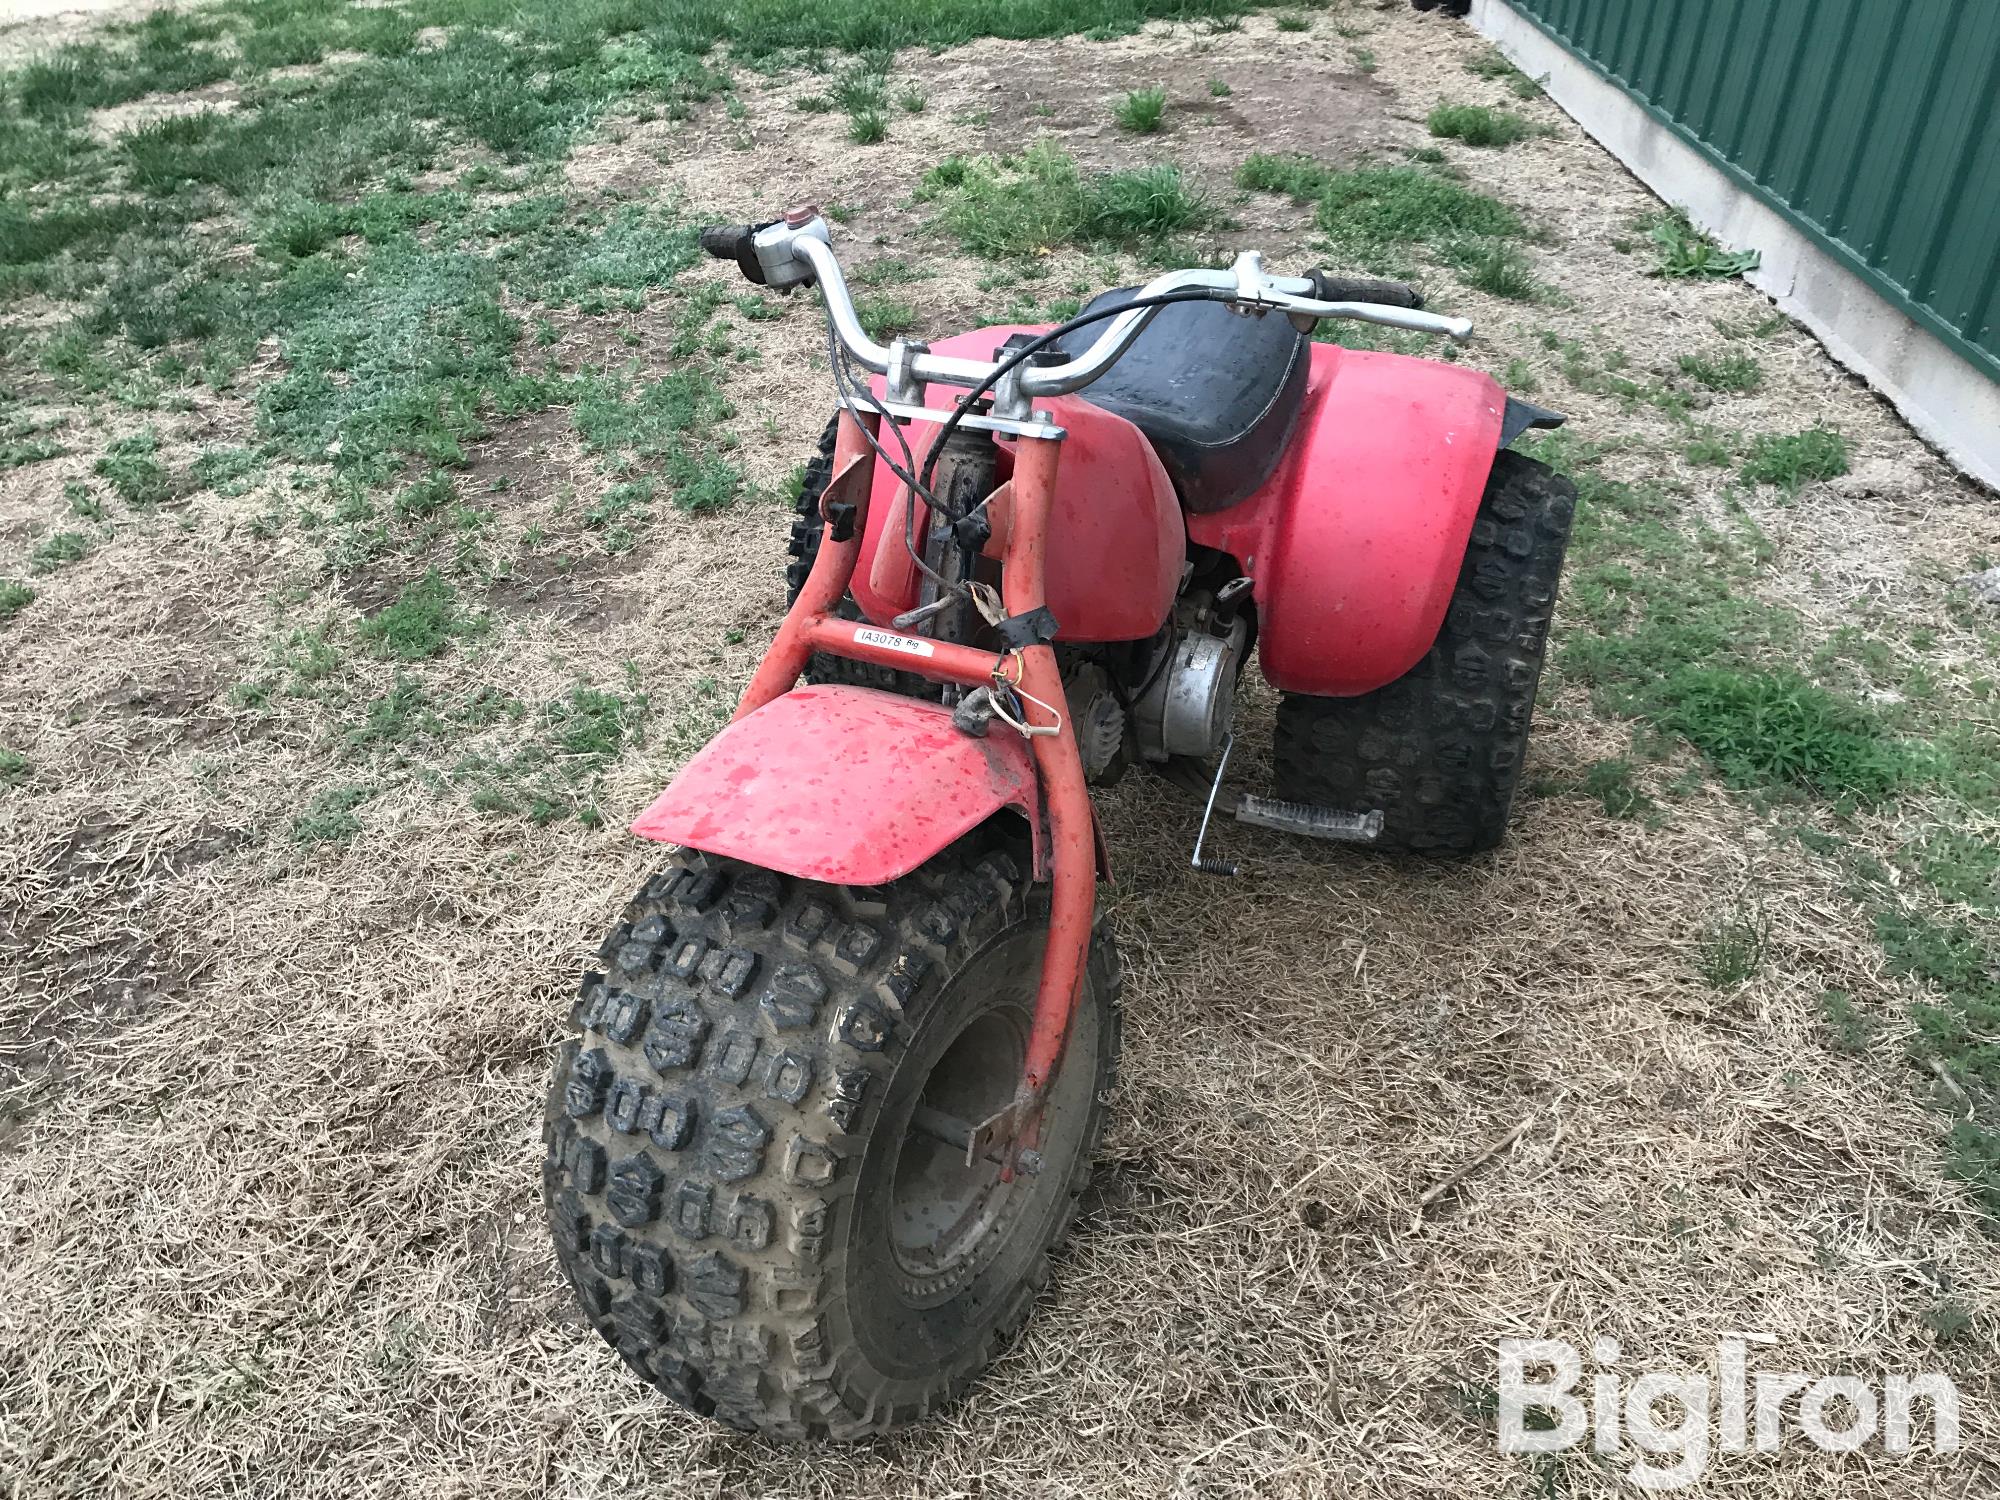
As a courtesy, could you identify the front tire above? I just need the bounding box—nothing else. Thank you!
[1271,449,1575,853]
[544,832,1121,1438]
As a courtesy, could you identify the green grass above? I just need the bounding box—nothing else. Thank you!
[855,293,918,340]
[1449,239,1543,300]
[280,621,344,691]
[1879,907,1993,1000]
[546,683,638,763]
[4,54,718,510]
[571,368,745,511]
[1,433,65,469]
[0,747,27,786]
[0,579,33,623]
[393,469,457,519]
[292,783,375,845]
[1740,427,1849,490]
[255,244,520,477]
[1682,427,1736,466]
[1236,151,1338,200]
[847,106,887,144]
[1945,1119,2000,1217]
[1644,209,1760,279]
[357,570,483,660]
[1916,828,2000,910]
[925,143,1214,258]
[192,445,259,494]
[1090,163,1214,243]
[260,199,348,260]
[1677,349,1763,394]
[1275,12,1311,32]
[584,477,654,552]
[345,673,440,754]
[1208,78,1231,97]
[1427,103,1537,148]
[1240,153,1530,289]
[1922,1299,1974,1345]
[1695,896,1769,988]
[1816,989,1876,1054]
[94,430,169,506]
[1580,757,1651,820]
[1114,87,1167,133]
[1530,433,1929,807]
[1873,903,2000,1173]
[28,531,92,575]
[456,679,647,826]
[830,65,886,113]
[1317,165,1524,255]
[1656,665,1919,801]
[1464,46,1541,98]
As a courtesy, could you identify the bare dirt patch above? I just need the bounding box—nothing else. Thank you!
[0,0,191,64]
[86,78,239,139]
[484,549,647,627]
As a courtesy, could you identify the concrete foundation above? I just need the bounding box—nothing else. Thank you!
[1471,0,2000,492]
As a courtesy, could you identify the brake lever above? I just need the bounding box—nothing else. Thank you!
[1283,293,1474,343]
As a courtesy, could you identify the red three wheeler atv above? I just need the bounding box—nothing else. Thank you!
[544,207,1575,1438]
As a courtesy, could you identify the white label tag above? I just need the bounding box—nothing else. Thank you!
[854,626,935,659]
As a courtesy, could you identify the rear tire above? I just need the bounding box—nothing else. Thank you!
[1271,449,1575,854]
[544,832,1121,1438]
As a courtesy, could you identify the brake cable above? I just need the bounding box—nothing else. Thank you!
[914,286,1225,522]
[824,321,956,593]
[819,282,1244,613]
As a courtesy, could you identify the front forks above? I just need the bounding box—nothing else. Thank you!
[734,409,1097,1174]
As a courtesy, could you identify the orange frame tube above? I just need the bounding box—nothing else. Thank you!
[734,408,1097,1136]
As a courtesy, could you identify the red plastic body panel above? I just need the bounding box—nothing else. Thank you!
[851,325,1183,643]
[1186,343,1506,698]
[630,683,1040,886]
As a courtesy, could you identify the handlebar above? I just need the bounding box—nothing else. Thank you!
[1304,271,1425,310]
[699,212,1473,407]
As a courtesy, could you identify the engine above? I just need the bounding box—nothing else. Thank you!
[1132,584,1251,764]
[1059,579,1251,785]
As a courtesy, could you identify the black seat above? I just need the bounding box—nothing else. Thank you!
[1050,286,1310,513]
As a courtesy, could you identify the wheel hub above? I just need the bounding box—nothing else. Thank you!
[886,1007,1027,1295]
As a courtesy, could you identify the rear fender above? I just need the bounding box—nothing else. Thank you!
[630,684,1045,885]
[1186,344,1507,697]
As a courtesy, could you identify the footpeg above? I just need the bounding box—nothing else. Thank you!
[1234,795,1383,843]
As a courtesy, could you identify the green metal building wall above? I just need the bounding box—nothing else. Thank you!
[1497,0,2000,382]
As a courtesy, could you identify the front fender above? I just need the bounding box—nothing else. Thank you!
[629,684,1041,886]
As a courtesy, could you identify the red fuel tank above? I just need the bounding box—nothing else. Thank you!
[849,326,1184,644]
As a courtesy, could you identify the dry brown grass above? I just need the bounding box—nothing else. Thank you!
[2,5,1997,1497]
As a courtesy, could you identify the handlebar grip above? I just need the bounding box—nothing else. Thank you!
[698,223,771,285]
[699,225,749,260]
[1306,271,1424,310]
